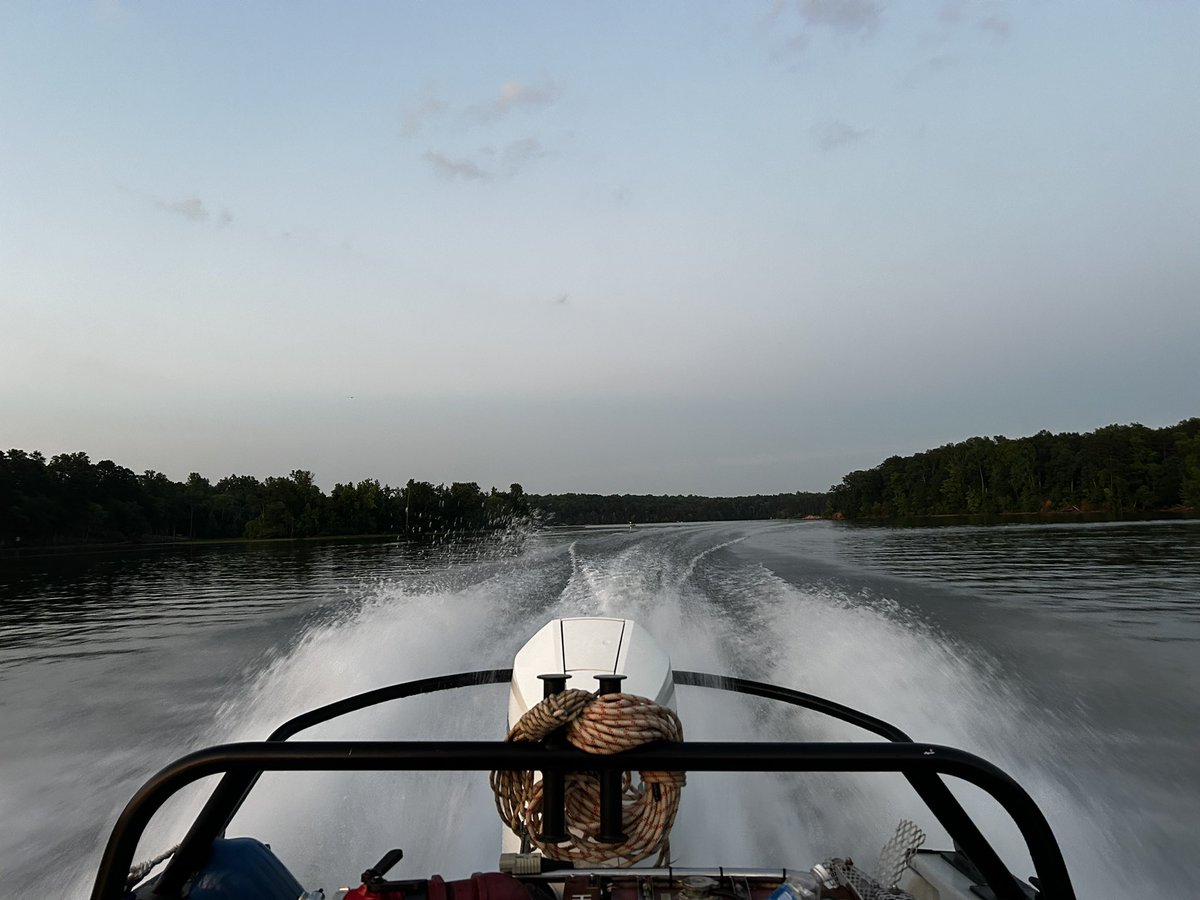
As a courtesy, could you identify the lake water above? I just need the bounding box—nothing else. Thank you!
[1,520,1197,898]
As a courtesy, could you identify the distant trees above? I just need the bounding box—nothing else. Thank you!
[11,418,1190,546]
[828,419,1200,519]
[0,451,535,548]
[1181,433,1200,510]
[528,491,827,525]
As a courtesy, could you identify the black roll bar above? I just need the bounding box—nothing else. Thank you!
[91,742,1074,900]
[672,672,1030,900]
[155,669,514,896]
[93,670,1073,900]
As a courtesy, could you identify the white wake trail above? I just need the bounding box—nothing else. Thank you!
[75,525,1123,898]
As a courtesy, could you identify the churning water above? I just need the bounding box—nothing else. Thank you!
[1,520,1197,898]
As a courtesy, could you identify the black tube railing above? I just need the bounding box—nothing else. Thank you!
[107,669,1074,900]
[91,741,1074,900]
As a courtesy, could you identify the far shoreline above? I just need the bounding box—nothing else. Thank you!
[839,507,1199,527]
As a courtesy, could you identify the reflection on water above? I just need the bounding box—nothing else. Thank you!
[739,519,1200,642]
[835,520,1200,627]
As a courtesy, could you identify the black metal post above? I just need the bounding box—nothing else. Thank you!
[537,674,571,844]
[594,674,627,843]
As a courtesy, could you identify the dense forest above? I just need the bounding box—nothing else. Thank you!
[828,419,1200,519]
[529,492,827,525]
[0,451,825,548]
[0,450,530,547]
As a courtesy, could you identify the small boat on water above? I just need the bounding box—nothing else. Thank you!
[92,617,1075,900]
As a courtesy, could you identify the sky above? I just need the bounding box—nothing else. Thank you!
[2,1,1198,495]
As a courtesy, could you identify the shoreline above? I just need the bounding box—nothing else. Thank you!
[839,508,1199,526]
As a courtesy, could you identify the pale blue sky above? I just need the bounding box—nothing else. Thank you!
[2,1,1197,494]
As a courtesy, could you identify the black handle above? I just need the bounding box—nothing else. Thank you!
[362,847,404,884]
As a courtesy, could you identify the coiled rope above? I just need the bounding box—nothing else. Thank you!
[490,688,685,865]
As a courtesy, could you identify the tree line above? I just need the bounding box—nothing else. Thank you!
[828,419,1200,519]
[0,449,830,548]
[8,417,1195,546]
[529,491,828,525]
[0,450,530,547]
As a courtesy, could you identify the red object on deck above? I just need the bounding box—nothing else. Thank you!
[345,872,531,900]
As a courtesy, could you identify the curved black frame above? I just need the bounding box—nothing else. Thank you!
[90,670,1075,900]
[155,669,515,896]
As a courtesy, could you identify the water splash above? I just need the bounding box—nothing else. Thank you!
[57,524,1165,897]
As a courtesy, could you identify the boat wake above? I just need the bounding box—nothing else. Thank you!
[62,523,1165,897]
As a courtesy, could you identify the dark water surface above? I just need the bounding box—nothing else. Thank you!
[1,520,1196,898]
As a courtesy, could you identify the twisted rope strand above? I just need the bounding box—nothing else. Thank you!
[491,689,685,865]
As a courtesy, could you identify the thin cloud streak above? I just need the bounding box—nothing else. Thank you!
[980,16,1010,39]
[423,151,491,181]
[503,137,546,174]
[816,120,870,150]
[162,195,208,221]
[901,54,959,88]
[423,139,548,183]
[469,79,559,122]
[401,92,447,139]
[120,185,233,226]
[798,0,883,36]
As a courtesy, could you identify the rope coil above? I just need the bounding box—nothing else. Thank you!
[490,688,685,865]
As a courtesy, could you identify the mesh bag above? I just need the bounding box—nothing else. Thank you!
[877,819,926,888]
[818,820,925,900]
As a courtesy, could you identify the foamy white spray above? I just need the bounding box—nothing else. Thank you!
[79,525,1126,897]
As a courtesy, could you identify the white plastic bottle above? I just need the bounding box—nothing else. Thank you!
[767,872,820,900]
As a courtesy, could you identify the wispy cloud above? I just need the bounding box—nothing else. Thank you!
[416,78,558,183]
[901,53,959,88]
[424,138,548,183]
[469,79,559,122]
[423,151,491,181]
[980,15,1010,39]
[798,0,883,36]
[121,184,234,226]
[815,120,870,151]
[162,195,209,221]
[401,90,447,139]
[940,3,1010,39]
[767,0,883,59]
[503,137,547,174]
